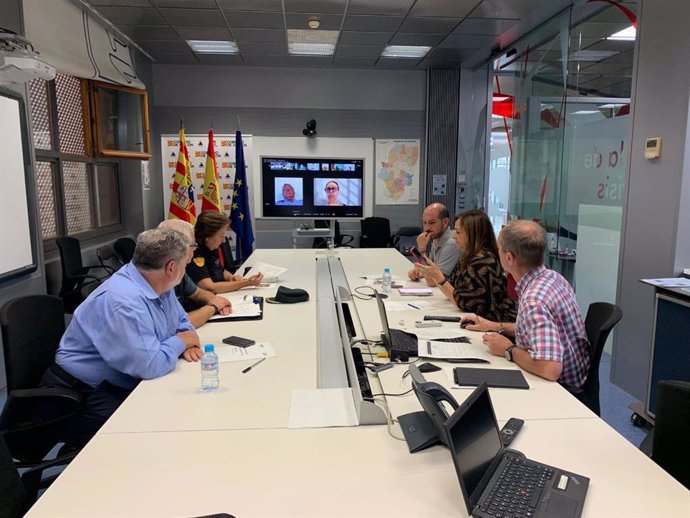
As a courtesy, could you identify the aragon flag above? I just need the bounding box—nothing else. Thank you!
[200,129,222,212]
[168,127,197,224]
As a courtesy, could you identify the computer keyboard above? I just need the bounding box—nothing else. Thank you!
[390,328,419,353]
[351,347,373,400]
[481,455,555,518]
[423,315,462,322]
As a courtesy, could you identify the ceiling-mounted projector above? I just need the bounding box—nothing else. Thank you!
[0,31,56,84]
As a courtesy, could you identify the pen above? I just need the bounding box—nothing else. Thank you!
[242,357,266,374]
[408,303,420,310]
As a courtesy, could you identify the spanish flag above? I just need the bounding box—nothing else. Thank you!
[168,127,197,224]
[200,129,222,212]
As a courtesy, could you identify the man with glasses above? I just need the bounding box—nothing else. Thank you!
[159,219,232,327]
[408,203,460,285]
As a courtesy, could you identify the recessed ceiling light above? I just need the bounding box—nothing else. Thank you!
[606,25,636,41]
[381,45,431,58]
[187,40,238,55]
[567,50,618,62]
[288,29,338,56]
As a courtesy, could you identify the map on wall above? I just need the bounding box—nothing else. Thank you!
[374,139,420,205]
[160,134,253,217]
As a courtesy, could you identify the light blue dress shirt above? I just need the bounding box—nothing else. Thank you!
[56,263,193,390]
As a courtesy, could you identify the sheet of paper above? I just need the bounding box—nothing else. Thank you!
[399,287,433,296]
[210,294,261,319]
[406,327,467,339]
[418,340,492,360]
[384,300,439,311]
[288,388,358,428]
[240,282,274,290]
[214,342,276,363]
[641,278,690,288]
[244,261,288,283]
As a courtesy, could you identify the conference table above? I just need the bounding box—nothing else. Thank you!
[26,249,690,517]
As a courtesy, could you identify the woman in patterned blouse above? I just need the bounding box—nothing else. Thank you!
[414,209,517,323]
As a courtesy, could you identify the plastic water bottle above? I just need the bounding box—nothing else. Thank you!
[201,343,219,392]
[382,268,392,295]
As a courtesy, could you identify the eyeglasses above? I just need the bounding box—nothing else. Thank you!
[188,244,199,250]
[325,186,338,192]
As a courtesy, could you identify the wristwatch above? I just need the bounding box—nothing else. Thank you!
[438,277,448,287]
[504,345,517,362]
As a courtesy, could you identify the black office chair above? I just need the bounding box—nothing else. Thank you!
[219,238,241,274]
[0,296,82,467]
[113,236,136,264]
[359,217,393,248]
[394,226,422,255]
[312,220,354,248]
[566,302,623,416]
[646,380,690,490]
[55,237,107,313]
[96,244,123,275]
[0,434,76,518]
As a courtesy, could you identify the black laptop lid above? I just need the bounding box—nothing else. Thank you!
[445,383,504,514]
[374,291,392,353]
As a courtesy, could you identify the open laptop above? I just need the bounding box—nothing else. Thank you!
[445,383,589,518]
[374,290,419,361]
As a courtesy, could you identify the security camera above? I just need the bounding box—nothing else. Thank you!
[303,119,317,137]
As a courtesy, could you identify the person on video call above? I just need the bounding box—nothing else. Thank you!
[276,183,302,205]
[323,180,345,206]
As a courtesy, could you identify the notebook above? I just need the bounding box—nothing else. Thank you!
[453,367,529,389]
[445,383,590,518]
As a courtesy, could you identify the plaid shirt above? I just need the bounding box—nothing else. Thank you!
[514,266,591,388]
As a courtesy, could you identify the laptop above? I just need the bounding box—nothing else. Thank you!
[374,291,419,361]
[445,383,589,518]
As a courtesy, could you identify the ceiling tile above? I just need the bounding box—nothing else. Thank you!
[338,31,392,45]
[232,28,286,43]
[196,55,245,65]
[584,39,635,53]
[90,6,168,25]
[343,15,403,32]
[239,42,287,56]
[347,0,415,16]
[577,21,630,40]
[118,24,179,40]
[150,52,200,64]
[285,13,343,31]
[243,55,291,66]
[469,0,542,19]
[409,0,475,18]
[288,56,334,66]
[284,0,347,14]
[419,59,462,69]
[87,0,150,6]
[455,17,517,36]
[335,45,384,58]
[139,40,190,53]
[390,33,446,46]
[578,62,629,74]
[174,26,233,40]
[225,11,285,29]
[217,0,283,11]
[149,0,217,8]
[398,17,460,34]
[333,56,378,67]
[376,57,420,69]
[439,33,496,48]
[159,8,226,27]
[425,47,479,61]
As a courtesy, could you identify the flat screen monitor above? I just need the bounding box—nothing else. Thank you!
[261,157,364,218]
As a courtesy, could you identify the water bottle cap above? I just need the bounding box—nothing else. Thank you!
[204,344,214,353]
[384,268,390,273]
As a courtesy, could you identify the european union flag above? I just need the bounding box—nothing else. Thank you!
[230,130,254,261]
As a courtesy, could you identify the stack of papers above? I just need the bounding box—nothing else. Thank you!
[211,294,261,320]
[399,287,433,296]
[215,342,276,363]
[244,261,287,283]
[418,339,491,360]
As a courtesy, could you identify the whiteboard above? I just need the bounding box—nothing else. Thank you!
[0,89,37,280]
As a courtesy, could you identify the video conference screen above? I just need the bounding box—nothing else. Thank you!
[261,157,364,218]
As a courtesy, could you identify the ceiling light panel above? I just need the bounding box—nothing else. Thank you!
[381,45,431,58]
[607,26,636,41]
[187,40,239,54]
[287,29,339,56]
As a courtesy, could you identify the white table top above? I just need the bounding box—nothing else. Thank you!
[27,419,690,518]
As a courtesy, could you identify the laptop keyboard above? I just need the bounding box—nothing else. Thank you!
[481,455,554,518]
[389,328,419,353]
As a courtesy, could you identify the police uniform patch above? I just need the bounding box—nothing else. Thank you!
[193,257,205,267]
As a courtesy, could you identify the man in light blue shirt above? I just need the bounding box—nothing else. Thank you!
[276,183,303,205]
[41,228,201,447]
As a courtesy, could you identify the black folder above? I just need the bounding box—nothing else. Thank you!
[453,367,529,390]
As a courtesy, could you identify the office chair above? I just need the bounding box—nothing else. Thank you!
[393,226,422,255]
[566,302,623,416]
[649,380,690,490]
[55,237,107,313]
[312,220,354,248]
[0,296,83,467]
[113,236,136,264]
[0,434,76,518]
[219,238,241,274]
[359,217,393,248]
[96,244,123,275]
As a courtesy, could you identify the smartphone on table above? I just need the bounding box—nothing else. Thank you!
[222,336,256,348]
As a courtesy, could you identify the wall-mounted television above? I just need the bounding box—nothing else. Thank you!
[261,156,364,219]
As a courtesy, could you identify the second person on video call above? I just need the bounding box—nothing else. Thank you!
[323,180,344,206]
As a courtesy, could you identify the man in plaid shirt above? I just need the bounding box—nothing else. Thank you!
[464,220,591,388]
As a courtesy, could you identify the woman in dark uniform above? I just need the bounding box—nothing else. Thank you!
[186,211,263,294]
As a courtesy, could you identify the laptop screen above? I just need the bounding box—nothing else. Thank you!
[445,384,504,511]
[374,291,392,353]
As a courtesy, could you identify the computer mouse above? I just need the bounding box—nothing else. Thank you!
[460,319,476,329]
[418,362,442,373]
